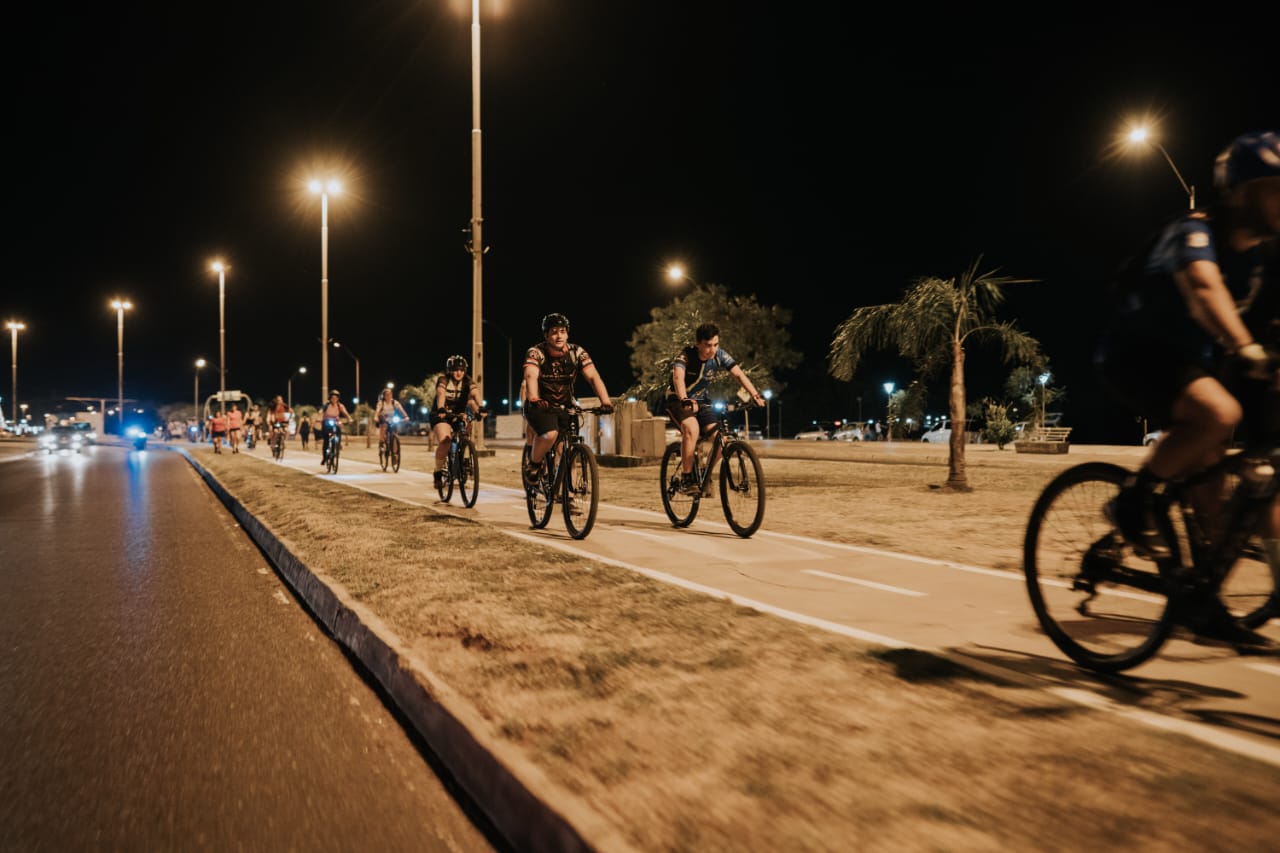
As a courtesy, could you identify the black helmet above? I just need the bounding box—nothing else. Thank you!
[541,312,570,333]
[446,354,468,372]
[1213,130,1280,193]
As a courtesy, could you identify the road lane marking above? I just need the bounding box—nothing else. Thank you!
[803,569,925,596]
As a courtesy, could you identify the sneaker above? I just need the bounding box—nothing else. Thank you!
[1180,594,1275,648]
[1106,483,1169,559]
[680,473,701,496]
[523,460,542,488]
[433,471,444,489]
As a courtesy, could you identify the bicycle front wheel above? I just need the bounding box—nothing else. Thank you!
[390,436,401,473]
[456,439,478,507]
[659,442,699,528]
[1023,462,1176,673]
[524,446,554,529]
[329,441,341,474]
[720,441,765,538]
[562,444,599,540]
[379,438,389,471]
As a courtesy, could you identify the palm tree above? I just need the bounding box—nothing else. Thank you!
[827,257,1042,490]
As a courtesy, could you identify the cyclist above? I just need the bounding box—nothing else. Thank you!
[522,312,614,485]
[266,394,292,446]
[375,387,409,452]
[317,389,351,469]
[432,355,482,489]
[226,403,243,454]
[664,322,766,496]
[1095,129,1279,645]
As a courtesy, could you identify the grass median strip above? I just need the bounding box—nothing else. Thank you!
[197,449,1280,851]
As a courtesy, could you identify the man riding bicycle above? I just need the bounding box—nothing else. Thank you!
[664,322,765,496]
[432,355,482,490]
[1095,129,1279,646]
[521,313,614,486]
[375,387,409,451]
[317,390,351,468]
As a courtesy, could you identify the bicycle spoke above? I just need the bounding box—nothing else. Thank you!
[720,442,765,538]
[659,442,698,528]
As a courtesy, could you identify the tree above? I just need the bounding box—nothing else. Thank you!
[827,257,1042,490]
[625,283,801,409]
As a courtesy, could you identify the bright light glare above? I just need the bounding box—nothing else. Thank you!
[665,263,686,284]
[1127,127,1149,145]
[110,298,132,311]
[196,358,206,368]
[210,260,225,273]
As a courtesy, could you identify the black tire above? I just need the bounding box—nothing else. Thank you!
[562,444,599,540]
[456,439,478,508]
[1224,537,1276,630]
[378,439,389,471]
[524,446,554,529]
[273,432,284,461]
[437,446,455,502]
[659,442,699,528]
[1023,462,1176,673]
[390,435,401,473]
[720,441,765,538]
[328,440,341,474]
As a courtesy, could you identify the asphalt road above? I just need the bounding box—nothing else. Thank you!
[0,441,498,851]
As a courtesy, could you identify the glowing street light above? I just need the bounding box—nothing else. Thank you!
[288,365,307,410]
[5,319,25,425]
[665,263,697,287]
[1038,371,1051,429]
[110,298,132,431]
[1125,125,1195,209]
[210,260,228,417]
[194,358,206,421]
[309,178,341,404]
[883,382,895,442]
[762,388,773,439]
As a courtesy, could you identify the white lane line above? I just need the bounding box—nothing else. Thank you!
[803,569,925,597]
[614,525,828,560]
[1243,662,1280,676]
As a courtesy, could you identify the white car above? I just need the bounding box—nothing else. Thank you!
[831,425,862,442]
[793,428,830,440]
[920,424,951,443]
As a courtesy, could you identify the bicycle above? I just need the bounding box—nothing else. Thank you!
[378,415,403,473]
[269,420,287,461]
[435,411,479,507]
[321,418,343,474]
[1023,422,1277,673]
[660,402,766,538]
[523,403,610,540]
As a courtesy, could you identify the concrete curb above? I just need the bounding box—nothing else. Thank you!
[178,448,632,853]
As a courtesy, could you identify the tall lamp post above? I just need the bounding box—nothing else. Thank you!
[882,381,895,443]
[1125,126,1195,209]
[210,260,228,417]
[762,389,772,440]
[110,299,132,432]
[483,318,512,414]
[309,178,341,405]
[1038,371,1051,428]
[194,358,206,421]
[331,340,365,446]
[461,0,489,448]
[5,320,24,425]
[288,366,307,410]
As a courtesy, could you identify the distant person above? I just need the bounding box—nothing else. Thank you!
[521,312,614,485]
[245,404,261,449]
[226,404,243,453]
[317,390,351,469]
[375,387,410,452]
[298,414,312,450]
[431,356,482,489]
[209,410,227,454]
[664,321,765,495]
[266,395,292,443]
[1094,129,1279,646]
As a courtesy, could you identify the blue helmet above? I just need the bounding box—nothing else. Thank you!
[1213,130,1280,193]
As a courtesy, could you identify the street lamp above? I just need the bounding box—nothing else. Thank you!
[1038,371,1051,428]
[331,340,364,445]
[665,263,697,287]
[194,358,206,421]
[483,317,512,414]
[5,320,24,425]
[762,389,773,440]
[883,382,895,442]
[1125,125,1195,209]
[466,0,487,447]
[210,260,228,417]
[110,298,132,432]
[309,178,341,405]
[288,366,307,410]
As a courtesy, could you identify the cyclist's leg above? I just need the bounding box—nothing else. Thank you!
[432,418,452,487]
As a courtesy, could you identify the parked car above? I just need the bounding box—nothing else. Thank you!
[793,427,830,440]
[740,428,764,441]
[39,425,85,454]
[831,425,863,442]
[920,423,951,443]
[70,421,98,444]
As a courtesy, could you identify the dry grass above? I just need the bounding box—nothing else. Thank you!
[194,443,1279,852]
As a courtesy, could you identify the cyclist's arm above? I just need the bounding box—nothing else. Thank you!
[522,362,543,405]
[671,363,690,401]
[729,364,765,405]
[1175,259,1258,354]
[580,362,613,409]
[467,385,482,417]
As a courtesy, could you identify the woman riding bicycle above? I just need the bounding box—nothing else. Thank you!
[375,387,409,450]
[1094,130,1279,646]
[432,356,483,490]
[521,313,614,486]
[317,390,351,468]
[664,321,765,496]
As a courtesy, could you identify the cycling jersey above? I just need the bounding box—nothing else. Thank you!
[524,342,592,407]
[667,345,739,402]
[375,399,407,423]
[434,374,474,414]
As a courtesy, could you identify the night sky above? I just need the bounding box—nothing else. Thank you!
[8,3,1278,441]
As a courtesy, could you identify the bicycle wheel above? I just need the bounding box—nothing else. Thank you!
[1023,462,1177,673]
[524,446,554,529]
[719,441,765,538]
[390,435,401,473]
[378,437,389,471]
[659,442,700,528]
[456,439,478,508]
[562,444,599,540]
[1222,536,1277,630]
[329,440,341,474]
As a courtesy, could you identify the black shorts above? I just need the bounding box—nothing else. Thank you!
[664,398,718,435]
[524,406,571,436]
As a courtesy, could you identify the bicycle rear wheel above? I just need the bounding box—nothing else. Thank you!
[562,444,599,540]
[456,438,478,507]
[272,432,284,461]
[524,446,554,529]
[720,441,765,538]
[659,442,699,528]
[1024,462,1176,672]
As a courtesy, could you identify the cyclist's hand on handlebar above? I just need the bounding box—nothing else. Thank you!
[679,397,695,413]
[528,398,550,409]
[1235,342,1272,382]
[597,403,614,415]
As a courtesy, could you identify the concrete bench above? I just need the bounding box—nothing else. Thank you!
[1015,425,1072,454]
